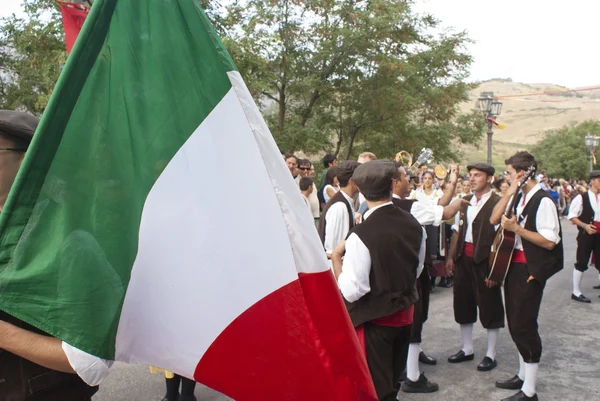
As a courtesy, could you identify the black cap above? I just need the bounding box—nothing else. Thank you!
[336,160,361,184]
[590,170,600,180]
[467,162,495,176]
[352,160,395,196]
[0,110,39,147]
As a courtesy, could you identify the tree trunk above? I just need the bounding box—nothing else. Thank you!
[278,84,286,138]
[344,126,360,159]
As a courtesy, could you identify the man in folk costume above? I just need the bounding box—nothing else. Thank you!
[445,163,505,371]
[490,151,563,401]
[391,162,465,393]
[0,111,112,401]
[318,160,361,258]
[331,160,426,401]
[567,170,600,303]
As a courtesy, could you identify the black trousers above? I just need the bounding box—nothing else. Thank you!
[504,262,545,363]
[410,269,430,343]
[364,323,411,401]
[575,231,600,273]
[454,255,505,329]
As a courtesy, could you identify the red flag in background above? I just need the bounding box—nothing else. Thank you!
[58,1,90,53]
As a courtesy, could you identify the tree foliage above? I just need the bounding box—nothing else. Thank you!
[531,120,600,180]
[222,0,482,160]
[1,0,482,161]
[0,0,66,115]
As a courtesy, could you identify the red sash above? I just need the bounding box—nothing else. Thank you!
[354,305,415,356]
[464,242,474,258]
[512,250,527,264]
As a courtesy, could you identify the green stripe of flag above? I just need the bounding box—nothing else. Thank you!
[0,0,237,359]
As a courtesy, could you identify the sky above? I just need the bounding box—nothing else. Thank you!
[2,0,598,88]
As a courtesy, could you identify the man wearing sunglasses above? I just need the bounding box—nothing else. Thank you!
[0,110,111,401]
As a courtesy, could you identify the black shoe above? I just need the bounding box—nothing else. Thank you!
[439,277,452,288]
[419,351,437,365]
[400,373,439,393]
[593,284,600,289]
[448,350,474,363]
[495,375,524,390]
[571,293,591,303]
[476,356,497,371]
[177,396,197,401]
[501,390,538,401]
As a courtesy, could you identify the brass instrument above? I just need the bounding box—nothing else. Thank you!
[394,150,413,166]
[434,164,448,180]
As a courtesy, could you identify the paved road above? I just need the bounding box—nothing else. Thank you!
[94,220,600,401]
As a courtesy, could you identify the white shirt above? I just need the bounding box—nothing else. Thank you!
[324,190,355,254]
[451,190,494,242]
[323,184,338,203]
[337,202,427,303]
[409,188,443,203]
[567,191,600,222]
[62,342,113,386]
[296,176,319,218]
[392,193,444,227]
[512,184,561,250]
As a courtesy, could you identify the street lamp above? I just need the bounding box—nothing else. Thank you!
[584,133,600,172]
[477,92,503,165]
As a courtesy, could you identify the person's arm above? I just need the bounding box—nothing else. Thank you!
[501,198,561,251]
[416,227,426,278]
[445,228,459,276]
[442,198,468,221]
[333,234,372,303]
[324,203,349,257]
[568,194,596,233]
[491,182,518,225]
[0,320,75,373]
[437,166,459,207]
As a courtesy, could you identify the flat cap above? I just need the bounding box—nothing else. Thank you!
[352,160,395,196]
[336,160,361,183]
[590,170,600,179]
[0,110,39,146]
[467,162,495,176]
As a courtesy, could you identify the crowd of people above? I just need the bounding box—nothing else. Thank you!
[285,149,568,401]
[0,108,589,401]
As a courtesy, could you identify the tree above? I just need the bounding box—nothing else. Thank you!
[223,0,482,160]
[531,120,600,180]
[2,0,482,161]
[0,0,66,115]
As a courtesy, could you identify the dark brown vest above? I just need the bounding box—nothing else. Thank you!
[518,190,564,283]
[345,204,422,327]
[576,192,595,238]
[318,191,354,246]
[0,311,97,401]
[391,197,416,213]
[455,192,501,264]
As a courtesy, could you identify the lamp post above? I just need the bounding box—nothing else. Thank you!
[477,92,503,165]
[584,134,600,172]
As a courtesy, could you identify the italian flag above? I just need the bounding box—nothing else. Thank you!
[0,1,376,400]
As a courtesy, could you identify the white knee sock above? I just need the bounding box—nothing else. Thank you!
[573,269,584,296]
[518,353,526,381]
[460,323,474,355]
[407,343,421,382]
[486,328,499,360]
[521,362,538,397]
